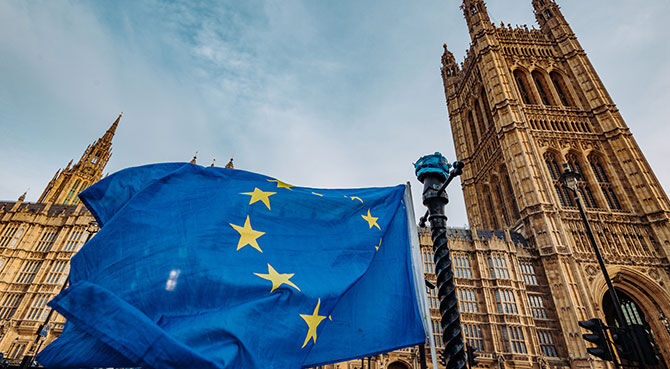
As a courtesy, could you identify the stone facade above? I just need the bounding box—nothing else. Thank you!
[0,115,120,361]
[1,1,670,368]
[435,0,670,368]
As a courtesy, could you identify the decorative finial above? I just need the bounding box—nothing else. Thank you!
[210,158,216,167]
[18,190,27,202]
[443,43,448,49]
[190,151,198,164]
[225,158,234,169]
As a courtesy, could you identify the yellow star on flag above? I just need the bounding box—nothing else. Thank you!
[267,179,293,190]
[300,298,326,348]
[240,188,276,210]
[361,209,381,230]
[254,264,301,293]
[375,238,382,251]
[229,216,265,253]
[350,196,363,203]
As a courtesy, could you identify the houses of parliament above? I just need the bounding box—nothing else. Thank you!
[0,1,668,368]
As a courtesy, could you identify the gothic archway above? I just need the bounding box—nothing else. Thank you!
[388,361,410,369]
[592,267,670,367]
[602,289,667,368]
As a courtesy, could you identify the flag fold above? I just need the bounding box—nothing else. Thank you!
[38,163,424,369]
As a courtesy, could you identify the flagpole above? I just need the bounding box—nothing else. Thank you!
[414,153,465,369]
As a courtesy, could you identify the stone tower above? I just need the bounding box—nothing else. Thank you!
[441,0,670,367]
[37,113,121,205]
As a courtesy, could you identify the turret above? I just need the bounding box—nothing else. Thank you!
[462,0,492,40]
[532,0,574,41]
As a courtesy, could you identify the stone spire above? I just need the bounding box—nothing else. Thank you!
[225,158,234,169]
[38,114,121,205]
[190,151,198,164]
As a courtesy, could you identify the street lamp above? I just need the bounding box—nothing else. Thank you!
[558,163,645,368]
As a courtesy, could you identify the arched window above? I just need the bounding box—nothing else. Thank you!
[480,87,495,129]
[505,174,520,220]
[550,71,574,106]
[470,5,478,15]
[589,155,622,210]
[513,70,534,105]
[474,99,487,136]
[495,182,510,226]
[566,153,598,208]
[467,110,479,146]
[544,151,573,206]
[532,70,554,105]
[487,193,499,229]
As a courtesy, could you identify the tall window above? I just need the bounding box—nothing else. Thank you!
[474,98,487,135]
[538,331,559,357]
[567,153,598,208]
[25,294,50,321]
[495,289,518,314]
[488,254,509,279]
[423,248,435,274]
[453,253,472,279]
[480,87,495,130]
[35,229,58,252]
[64,228,85,252]
[528,295,548,319]
[550,71,574,106]
[505,174,520,220]
[432,319,444,347]
[487,194,499,229]
[0,293,23,319]
[589,155,622,211]
[513,70,534,104]
[64,180,85,205]
[467,111,479,146]
[8,342,27,360]
[0,224,26,248]
[502,326,527,353]
[463,324,484,351]
[16,260,42,284]
[532,70,554,105]
[458,288,478,313]
[45,260,68,285]
[520,261,538,285]
[427,283,439,309]
[544,151,574,207]
[495,183,510,226]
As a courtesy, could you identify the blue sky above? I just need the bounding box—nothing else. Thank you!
[1,0,668,227]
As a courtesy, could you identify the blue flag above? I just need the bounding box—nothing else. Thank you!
[37,163,425,369]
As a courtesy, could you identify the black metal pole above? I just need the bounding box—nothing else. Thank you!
[419,343,427,369]
[567,185,646,369]
[415,153,465,369]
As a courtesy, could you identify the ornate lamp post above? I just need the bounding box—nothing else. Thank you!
[414,152,465,369]
[558,164,645,368]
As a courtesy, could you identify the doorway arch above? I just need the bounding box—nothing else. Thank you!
[591,267,670,367]
[388,361,410,369]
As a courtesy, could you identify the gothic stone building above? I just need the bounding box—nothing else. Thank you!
[0,115,120,361]
[1,2,670,369]
[433,0,670,368]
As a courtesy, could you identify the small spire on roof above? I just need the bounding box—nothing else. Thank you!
[18,190,27,202]
[210,158,216,167]
[190,151,198,164]
[225,158,234,169]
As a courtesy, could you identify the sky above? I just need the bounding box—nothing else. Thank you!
[1,0,668,228]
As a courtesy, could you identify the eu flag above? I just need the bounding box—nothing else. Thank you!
[37,163,426,369]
